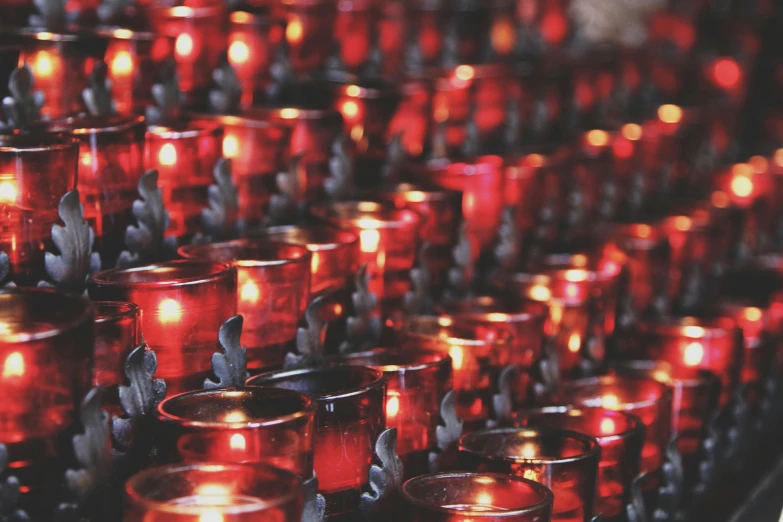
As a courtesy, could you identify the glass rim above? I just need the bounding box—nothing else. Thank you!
[403,315,514,348]
[246,365,386,402]
[94,300,141,324]
[229,10,272,26]
[0,287,94,343]
[178,239,312,268]
[611,360,722,389]
[146,121,222,140]
[96,27,156,40]
[246,106,341,122]
[90,260,236,289]
[0,132,79,153]
[50,113,146,136]
[401,472,554,517]
[334,347,452,375]
[312,201,421,230]
[511,406,645,446]
[261,225,359,252]
[458,426,602,467]
[640,316,737,338]
[376,182,462,203]
[157,386,316,429]
[439,295,546,324]
[189,112,280,131]
[559,374,673,410]
[153,4,225,17]
[13,29,81,41]
[425,155,504,176]
[125,463,302,515]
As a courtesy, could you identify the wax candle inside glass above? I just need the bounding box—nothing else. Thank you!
[227,11,273,108]
[333,80,400,160]
[338,349,452,478]
[511,407,643,520]
[178,239,311,371]
[101,28,159,115]
[459,427,600,522]
[718,302,775,399]
[93,301,141,412]
[401,472,554,522]
[156,386,315,476]
[247,365,385,516]
[402,315,513,428]
[89,260,237,395]
[124,463,304,522]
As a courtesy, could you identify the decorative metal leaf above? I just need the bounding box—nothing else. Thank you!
[339,264,382,354]
[96,0,134,24]
[285,296,326,369]
[404,38,423,74]
[363,42,383,78]
[441,19,459,66]
[204,315,249,389]
[653,436,683,521]
[145,61,183,127]
[266,40,295,103]
[444,222,474,301]
[403,243,435,315]
[0,445,28,522]
[503,98,521,151]
[694,411,721,497]
[209,55,242,114]
[201,158,239,242]
[83,61,115,117]
[533,339,560,399]
[324,135,355,201]
[725,382,751,466]
[267,155,305,226]
[112,344,166,452]
[45,190,101,289]
[0,253,8,285]
[488,365,515,428]
[359,428,404,521]
[29,0,70,30]
[117,170,175,268]
[1,66,44,132]
[625,473,648,522]
[381,134,406,183]
[428,390,464,473]
[431,120,448,160]
[301,476,326,522]
[66,388,111,501]
[460,110,481,158]
[494,206,521,272]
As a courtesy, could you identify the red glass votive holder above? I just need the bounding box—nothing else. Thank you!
[312,200,420,312]
[333,0,374,74]
[144,122,223,238]
[504,152,563,240]
[402,315,513,428]
[515,0,571,52]
[89,260,237,395]
[191,113,291,229]
[0,132,78,286]
[387,79,431,159]
[99,28,162,116]
[0,288,94,495]
[401,472,554,522]
[511,407,643,520]
[178,239,311,372]
[227,11,275,109]
[124,463,304,522]
[280,0,335,76]
[247,366,386,516]
[49,114,145,268]
[639,316,742,407]
[439,296,547,407]
[259,225,359,299]
[156,386,315,476]
[552,375,672,479]
[338,349,452,478]
[94,301,141,411]
[459,427,600,522]
[147,5,227,101]
[424,155,504,254]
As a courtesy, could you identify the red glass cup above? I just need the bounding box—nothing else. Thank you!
[337,348,452,478]
[401,472,554,522]
[147,4,227,100]
[247,366,386,517]
[387,79,432,159]
[144,122,223,238]
[227,11,275,109]
[552,375,672,479]
[100,28,162,116]
[0,288,94,496]
[439,296,547,407]
[504,153,560,239]
[280,0,336,75]
[89,260,237,395]
[49,114,145,268]
[312,200,420,312]
[511,407,643,520]
[156,386,315,476]
[94,301,141,412]
[178,239,311,372]
[332,0,374,73]
[258,225,359,299]
[0,132,78,286]
[638,316,742,407]
[424,155,504,254]
[124,463,304,522]
[459,427,600,522]
[402,315,513,428]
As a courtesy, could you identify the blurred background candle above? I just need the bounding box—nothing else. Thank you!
[278,0,335,76]
[145,122,222,238]
[511,407,643,521]
[100,29,162,116]
[49,114,145,268]
[227,11,275,109]
[178,240,311,372]
[401,472,554,522]
[93,301,141,414]
[402,315,513,428]
[332,0,374,74]
[124,463,304,522]
[156,386,315,475]
[458,427,600,522]
[338,349,452,478]
[89,260,237,395]
[0,288,94,505]
[0,133,78,286]
[248,366,385,517]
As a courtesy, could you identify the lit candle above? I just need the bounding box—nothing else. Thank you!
[279,0,336,75]
[227,11,272,108]
[100,28,158,115]
[93,301,141,413]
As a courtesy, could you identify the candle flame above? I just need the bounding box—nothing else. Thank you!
[196,484,231,497]
[310,251,320,274]
[564,269,587,282]
[229,433,246,451]
[744,307,762,322]
[731,174,753,198]
[528,285,551,302]
[449,346,464,370]
[599,417,616,435]
[564,282,579,300]
[0,181,17,204]
[522,468,539,481]
[80,152,93,167]
[346,85,361,97]
[157,298,182,323]
[454,65,475,82]
[549,304,563,326]
[341,100,359,119]
[622,123,643,141]
[175,33,194,58]
[3,352,24,378]
[568,332,581,353]
[475,492,494,506]
[280,108,299,120]
[520,442,538,459]
[222,135,239,159]
[586,129,609,148]
[110,50,133,77]
[359,228,380,253]
[602,394,620,410]
[224,411,248,423]
[286,17,303,43]
[658,104,683,124]
[33,51,54,78]
[683,341,704,367]
[158,143,178,166]
[228,40,250,66]
[673,216,691,231]
[199,511,223,522]
[386,394,400,420]
[240,280,260,304]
